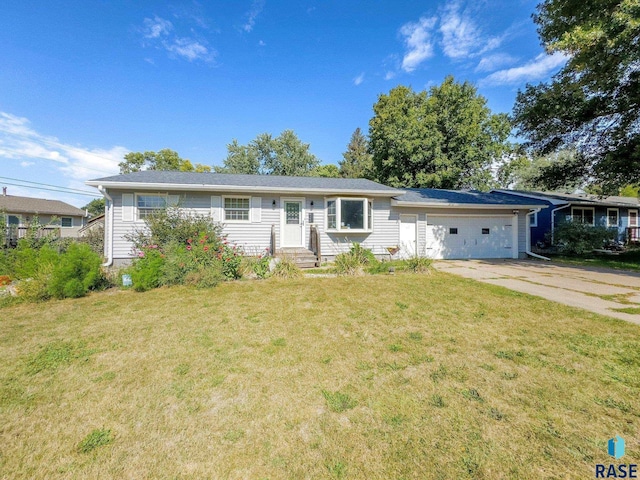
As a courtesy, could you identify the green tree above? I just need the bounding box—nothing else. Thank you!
[369,77,511,190]
[310,164,340,178]
[339,128,373,178]
[512,0,640,192]
[497,149,587,191]
[119,149,211,174]
[82,198,105,217]
[215,130,320,176]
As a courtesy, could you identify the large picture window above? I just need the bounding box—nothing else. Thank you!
[325,197,373,232]
[224,197,250,221]
[137,194,166,219]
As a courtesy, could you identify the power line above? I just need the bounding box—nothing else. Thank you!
[0,181,99,198]
[0,176,98,195]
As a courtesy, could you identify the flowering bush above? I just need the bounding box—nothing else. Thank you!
[251,249,271,279]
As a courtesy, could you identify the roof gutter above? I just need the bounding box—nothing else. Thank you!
[525,208,550,261]
[550,204,571,244]
[97,185,113,267]
[391,199,547,209]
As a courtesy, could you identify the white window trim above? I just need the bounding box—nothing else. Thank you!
[571,206,595,226]
[607,208,619,227]
[135,193,168,222]
[61,217,74,228]
[324,197,373,233]
[529,211,538,227]
[6,214,21,227]
[629,209,638,227]
[223,196,252,223]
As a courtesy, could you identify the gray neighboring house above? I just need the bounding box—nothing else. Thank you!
[1,188,88,241]
[86,171,547,266]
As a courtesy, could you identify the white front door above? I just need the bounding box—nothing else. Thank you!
[282,199,304,247]
[399,215,417,258]
[629,210,638,242]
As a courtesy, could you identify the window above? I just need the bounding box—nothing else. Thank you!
[607,208,619,227]
[325,198,373,232]
[224,197,250,221]
[530,211,538,227]
[482,228,490,235]
[7,215,20,226]
[571,207,595,225]
[61,217,73,228]
[449,228,458,235]
[137,194,166,219]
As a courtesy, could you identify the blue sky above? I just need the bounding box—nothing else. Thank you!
[0,0,566,207]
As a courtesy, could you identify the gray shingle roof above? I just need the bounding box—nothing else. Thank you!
[495,190,640,207]
[0,195,86,217]
[394,188,546,206]
[87,171,402,194]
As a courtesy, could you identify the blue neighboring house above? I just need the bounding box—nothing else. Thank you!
[491,190,640,247]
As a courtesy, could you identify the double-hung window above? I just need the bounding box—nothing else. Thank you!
[137,194,166,220]
[571,207,595,225]
[224,197,250,221]
[325,197,373,232]
[607,208,619,227]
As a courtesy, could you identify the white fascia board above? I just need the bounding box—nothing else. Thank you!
[84,181,404,197]
[391,199,548,209]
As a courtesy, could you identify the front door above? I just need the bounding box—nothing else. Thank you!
[629,210,638,242]
[399,214,417,258]
[282,199,304,247]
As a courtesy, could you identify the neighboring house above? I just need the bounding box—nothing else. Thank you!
[78,213,105,236]
[86,172,547,266]
[0,189,88,244]
[491,190,640,246]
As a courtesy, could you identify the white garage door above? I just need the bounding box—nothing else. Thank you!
[425,216,515,259]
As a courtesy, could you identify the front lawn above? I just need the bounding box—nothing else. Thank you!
[1,273,638,478]
[550,248,640,272]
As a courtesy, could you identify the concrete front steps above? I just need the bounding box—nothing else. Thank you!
[276,248,319,269]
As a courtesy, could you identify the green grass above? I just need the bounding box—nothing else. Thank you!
[550,249,640,271]
[1,272,639,478]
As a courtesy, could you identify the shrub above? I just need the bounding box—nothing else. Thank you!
[129,248,164,292]
[553,221,617,255]
[271,257,303,279]
[48,243,106,299]
[220,243,243,280]
[406,256,433,273]
[251,253,271,279]
[334,243,379,276]
[79,225,104,256]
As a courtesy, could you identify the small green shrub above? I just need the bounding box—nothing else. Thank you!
[251,254,271,279]
[129,249,164,292]
[77,428,114,453]
[553,221,617,255]
[48,243,106,299]
[334,243,380,276]
[272,257,303,279]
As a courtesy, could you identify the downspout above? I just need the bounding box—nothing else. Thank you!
[550,204,571,245]
[97,185,113,267]
[525,208,550,260]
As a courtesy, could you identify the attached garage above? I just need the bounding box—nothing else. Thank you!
[392,188,548,260]
[425,215,515,259]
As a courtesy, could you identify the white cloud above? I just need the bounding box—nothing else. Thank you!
[243,0,265,33]
[143,16,173,39]
[141,15,214,63]
[164,38,214,62]
[475,53,517,72]
[480,52,568,86]
[439,1,481,59]
[258,40,266,46]
[399,16,437,72]
[353,72,365,86]
[0,112,127,182]
[20,161,34,167]
[384,71,396,81]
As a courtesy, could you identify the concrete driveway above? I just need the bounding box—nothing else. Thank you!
[435,259,640,324]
